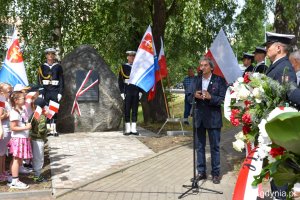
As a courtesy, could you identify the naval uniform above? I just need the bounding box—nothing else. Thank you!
[253,61,268,74]
[118,63,140,123]
[38,62,64,121]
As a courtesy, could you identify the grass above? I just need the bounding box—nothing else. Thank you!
[137,94,233,135]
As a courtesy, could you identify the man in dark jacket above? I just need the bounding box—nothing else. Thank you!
[187,57,227,184]
[242,52,254,76]
[38,48,64,136]
[118,51,142,136]
[253,47,268,73]
[264,31,296,200]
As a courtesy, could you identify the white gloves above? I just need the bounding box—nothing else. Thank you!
[121,93,125,100]
[139,92,142,100]
[57,94,62,102]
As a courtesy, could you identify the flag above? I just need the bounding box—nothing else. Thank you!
[128,26,155,92]
[25,92,37,104]
[0,95,6,108]
[148,37,168,101]
[0,30,28,87]
[205,28,242,84]
[46,109,56,120]
[33,106,42,120]
[49,100,59,113]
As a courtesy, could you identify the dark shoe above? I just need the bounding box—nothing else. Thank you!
[212,176,220,184]
[183,121,189,125]
[131,132,140,136]
[123,132,131,136]
[195,173,207,181]
[53,132,59,137]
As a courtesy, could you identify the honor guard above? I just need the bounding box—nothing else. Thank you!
[253,47,268,73]
[38,48,64,136]
[118,50,142,136]
[242,52,254,76]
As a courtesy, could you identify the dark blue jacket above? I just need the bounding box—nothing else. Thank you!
[266,56,296,83]
[187,74,227,129]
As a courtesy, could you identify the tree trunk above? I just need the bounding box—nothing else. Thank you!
[141,0,169,123]
[273,1,289,33]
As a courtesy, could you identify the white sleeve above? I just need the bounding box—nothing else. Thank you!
[10,109,20,122]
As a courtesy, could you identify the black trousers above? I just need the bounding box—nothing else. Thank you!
[124,92,139,123]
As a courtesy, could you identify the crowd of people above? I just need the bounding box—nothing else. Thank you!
[0,48,64,189]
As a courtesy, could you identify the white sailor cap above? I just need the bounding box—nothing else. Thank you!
[45,48,57,54]
[13,84,30,92]
[242,52,254,60]
[126,51,136,55]
[263,32,295,46]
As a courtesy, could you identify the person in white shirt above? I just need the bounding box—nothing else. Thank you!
[8,91,32,189]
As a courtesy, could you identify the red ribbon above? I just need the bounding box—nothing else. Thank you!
[71,70,99,116]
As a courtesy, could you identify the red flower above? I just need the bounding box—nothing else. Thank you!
[244,73,251,83]
[230,117,240,126]
[269,147,285,158]
[244,100,252,108]
[242,113,252,124]
[242,125,251,135]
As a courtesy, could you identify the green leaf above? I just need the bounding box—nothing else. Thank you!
[265,112,300,155]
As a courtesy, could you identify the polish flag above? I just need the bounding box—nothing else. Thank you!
[33,106,42,120]
[49,100,59,113]
[25,92,37,104]
[148,37,168,101]
[0,95,6,108]
[206,28,242,84]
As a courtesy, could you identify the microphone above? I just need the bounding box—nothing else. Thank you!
[197,69,203,77]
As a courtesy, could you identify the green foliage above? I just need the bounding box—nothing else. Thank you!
[231,0,270,59]
[265,112,300,155]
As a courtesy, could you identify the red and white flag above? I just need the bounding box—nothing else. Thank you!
[33,106,42,120]
[49,100,59,113]
[205,28,242,83]
[0,95,6,108]
[148,37,168,101]
[25,92,37,104]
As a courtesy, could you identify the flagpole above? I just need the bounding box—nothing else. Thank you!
[158,70,170,118]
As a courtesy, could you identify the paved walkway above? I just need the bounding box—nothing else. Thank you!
[56,127,243,200]
[0,126,244,200]
[48,129,155,197]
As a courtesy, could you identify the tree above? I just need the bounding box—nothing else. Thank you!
[273,0,300,47]
[4,0,237,124]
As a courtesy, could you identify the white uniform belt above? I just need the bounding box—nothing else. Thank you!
[42,80,59,85]
[124,79,129,84]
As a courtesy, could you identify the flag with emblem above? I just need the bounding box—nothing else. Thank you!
[0,95,6,108]
[33,106,42,120]
[0,30,28,87]
[148,37,168,101]
[128,26,155,92]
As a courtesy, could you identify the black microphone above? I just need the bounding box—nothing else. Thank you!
[197,69,203,77]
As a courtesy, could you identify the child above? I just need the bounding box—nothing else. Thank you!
[0,83,12,181]
[30,97,48,182]
[8,91,32,189]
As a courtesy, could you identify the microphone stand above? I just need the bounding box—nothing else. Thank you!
[178,72,223,199]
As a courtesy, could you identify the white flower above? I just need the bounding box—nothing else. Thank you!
[257,145,271,159]
[258,119,268,137]
[237,77,244,83]
[267,154,276,163]
[232,139,245,152]
[234,131,245,141]
[237,85,251,100]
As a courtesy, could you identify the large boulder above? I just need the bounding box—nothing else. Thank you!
[57,45,123,133]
